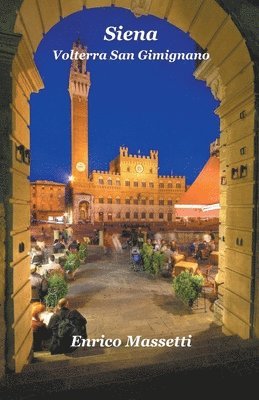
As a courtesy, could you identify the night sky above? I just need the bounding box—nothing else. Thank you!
[30,7,219,185]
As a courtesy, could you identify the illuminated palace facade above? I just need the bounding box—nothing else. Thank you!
[67,41,186,224]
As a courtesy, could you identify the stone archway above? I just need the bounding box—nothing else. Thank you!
[0,0,258,376]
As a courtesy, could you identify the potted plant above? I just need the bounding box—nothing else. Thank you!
[152,251,166,275]
[44,273,68,308]
[78,242,88,263]
[141,243,153,273]
[64,252,80,280]
[140,244,166,276]
[172,271,204,307]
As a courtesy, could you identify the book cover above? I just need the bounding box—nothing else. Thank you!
[0,1,258,398]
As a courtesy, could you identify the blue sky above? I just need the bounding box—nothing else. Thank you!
[30,7,219,185]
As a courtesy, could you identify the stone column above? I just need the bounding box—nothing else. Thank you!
[99,230,104,247]
[0,31,21,378]
[0,32,43,374]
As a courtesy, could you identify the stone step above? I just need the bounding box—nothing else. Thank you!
[10,334,258,380]
[3,337,258,398]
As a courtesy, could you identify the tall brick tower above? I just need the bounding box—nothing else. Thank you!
[69,40,90,186]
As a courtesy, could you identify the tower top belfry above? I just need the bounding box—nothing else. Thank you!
[69,40,91,99]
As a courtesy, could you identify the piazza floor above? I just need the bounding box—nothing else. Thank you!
[67,246,217,341]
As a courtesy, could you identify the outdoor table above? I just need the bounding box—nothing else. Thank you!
[37,264,51,276]
[173,261,198,277]
[172,253,185,264]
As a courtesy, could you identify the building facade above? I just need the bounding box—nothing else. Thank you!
[30,180,65,221]
[67,41,186,224]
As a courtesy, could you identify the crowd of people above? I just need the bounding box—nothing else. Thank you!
[189,233,217,260]
[29,230,88,354]
[29,225,218,353]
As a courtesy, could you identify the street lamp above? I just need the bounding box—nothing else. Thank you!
[68,175,74,182]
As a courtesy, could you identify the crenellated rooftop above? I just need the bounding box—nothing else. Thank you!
[158,175,185,179]
[91,170,121,176]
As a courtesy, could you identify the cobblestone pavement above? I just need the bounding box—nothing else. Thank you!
[67,247,219,342]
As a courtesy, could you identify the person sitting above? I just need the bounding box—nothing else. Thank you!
[31,245,43,264]
[208,240,216,252]
[31,302,50,351]
[160,244,173,274]
[48,298,87,355]
[152,239,160,252]
[30,265,48,303]
[68,240,79,253]
[53,239,64,254]
[45,255,64,277]
[195,240,206,260]
[170,240,178,253]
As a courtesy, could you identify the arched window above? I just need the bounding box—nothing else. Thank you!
[107,178,112,185]
[98,177,104,185]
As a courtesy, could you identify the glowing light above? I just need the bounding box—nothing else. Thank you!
[69,175,74,182]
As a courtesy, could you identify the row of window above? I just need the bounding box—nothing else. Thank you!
[32,187,63,191]
[99,212,170,221]
[97,198,173,205]
[98,178,182,188]
[32,194,63,200]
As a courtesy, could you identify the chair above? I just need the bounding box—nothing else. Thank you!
[31,254,43,264]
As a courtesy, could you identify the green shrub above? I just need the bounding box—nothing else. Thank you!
[140,244,166,275]
[64,253,80,272]
[141,243,153,273]
[78,242,88,262]
[172,271,204,306]
[152,251,166,274]
[45,273,68,308]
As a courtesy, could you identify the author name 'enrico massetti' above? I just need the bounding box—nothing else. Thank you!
[71,334,193,348]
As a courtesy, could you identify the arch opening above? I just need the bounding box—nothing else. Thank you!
[0,0,257,376]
